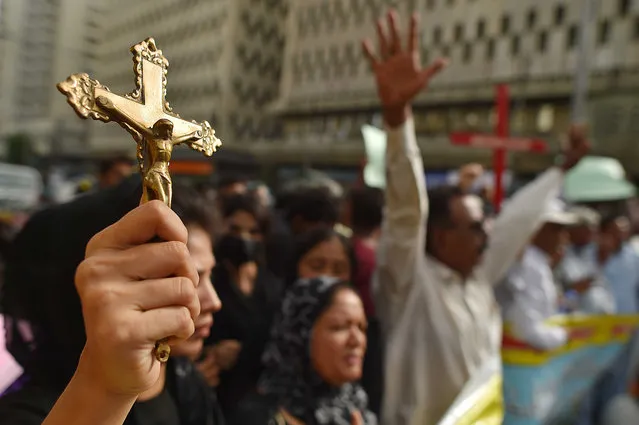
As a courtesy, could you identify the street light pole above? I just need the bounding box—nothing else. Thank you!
[571,0,597,123]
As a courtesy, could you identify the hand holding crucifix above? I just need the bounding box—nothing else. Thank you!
[58,38,222,363]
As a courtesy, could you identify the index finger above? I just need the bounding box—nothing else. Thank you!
[408,13,419,53]
[87,200,187,256]
[200,350,217,368]
[351,410,363,425]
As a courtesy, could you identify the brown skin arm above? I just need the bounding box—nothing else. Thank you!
[560,125,590,172]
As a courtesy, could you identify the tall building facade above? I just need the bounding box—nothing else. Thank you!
[0,0,100,157]
[88,0,287,156]
[268,0,639,174]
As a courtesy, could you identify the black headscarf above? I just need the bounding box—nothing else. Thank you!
[259,277,376,425]
[1,175,142,388]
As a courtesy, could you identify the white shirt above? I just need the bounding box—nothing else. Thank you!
[504,246,568,351]
[374,119,564,425]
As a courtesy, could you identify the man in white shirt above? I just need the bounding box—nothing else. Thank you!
[361,10,590,425]
[504,200,578,350]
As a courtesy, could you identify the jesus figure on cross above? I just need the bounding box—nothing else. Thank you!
[57,37,221,208]
[96,97,201,205]
[57,37,221,363]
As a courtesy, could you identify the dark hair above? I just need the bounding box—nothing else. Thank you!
[425,185,464,255]
[98,154,132,176]
[218,174,248,190]
[171,183,219,237]
[1,176,142,389]
[600,214,626,232]
[349,186,384,235]
[220,193,271,235]
[286,226,356,287]
[284,187,339,226]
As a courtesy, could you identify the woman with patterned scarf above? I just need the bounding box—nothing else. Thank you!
[260,277,375,425]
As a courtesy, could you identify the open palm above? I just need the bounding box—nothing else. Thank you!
[363,10,447,110]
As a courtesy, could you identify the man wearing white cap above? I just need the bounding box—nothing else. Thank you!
[503,199,578,350]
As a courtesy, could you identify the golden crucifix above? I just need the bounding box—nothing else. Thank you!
[57,38,222,362]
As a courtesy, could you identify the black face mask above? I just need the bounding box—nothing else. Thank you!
[217,235,260,268]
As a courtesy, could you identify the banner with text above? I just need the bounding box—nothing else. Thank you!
[502,315,639,425]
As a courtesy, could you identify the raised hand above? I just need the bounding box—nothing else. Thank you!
[75,201,200,397]
[561,124,590,171]
[362,10,447,126]
[196,347,221,387]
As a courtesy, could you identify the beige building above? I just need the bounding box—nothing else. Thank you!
[264,0,639,174]
[0,0,100,157]
[88,0,287,156]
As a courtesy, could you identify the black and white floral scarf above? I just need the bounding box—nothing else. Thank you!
[260,277,377,425]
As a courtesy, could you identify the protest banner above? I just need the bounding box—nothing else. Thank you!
[437,356,504,425]
[502,315,639,425]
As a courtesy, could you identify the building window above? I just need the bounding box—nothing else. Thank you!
[599,20,611,45]
[501,14,510,34]
[511,35,520,56]
[634,16,639,39]
[455,23,464,42]
[538,31,548,52]
[463,43,472,62]
[567,25,579,49]
[619,0,631,16]
[527,9,537,29]
[486,39,495,59]
[537,105,555,133]
[427,0,436,9]
[555,4,566,26]
[441,45,450,57]
[477,19,486,38]
[447,0,455,6]
[433,26,442,44]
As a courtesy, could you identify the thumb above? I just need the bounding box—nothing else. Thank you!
[351,410,363,425]
[419,58,449,83]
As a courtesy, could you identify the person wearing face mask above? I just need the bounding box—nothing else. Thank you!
[201,194,283,425]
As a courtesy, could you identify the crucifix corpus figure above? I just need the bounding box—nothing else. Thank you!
[57,37,222,362]
[57,37,221,206]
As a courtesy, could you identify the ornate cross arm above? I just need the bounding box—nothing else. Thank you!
[57,73,112,123]
[175,121,221,157]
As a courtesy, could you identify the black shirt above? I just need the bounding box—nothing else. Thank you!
[0,358,224,425]
[133,387,180,425]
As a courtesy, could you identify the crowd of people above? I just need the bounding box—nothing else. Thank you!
[0,9,638,425]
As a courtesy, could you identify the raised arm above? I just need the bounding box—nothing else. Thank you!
[481,126,590,284]
[362,11,447,327]
[43,202,200,425]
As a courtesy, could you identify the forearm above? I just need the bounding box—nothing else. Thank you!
[383,110,427,226]
[43,364,136,425]
[482,168,564,283]
[521,324,568,351]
